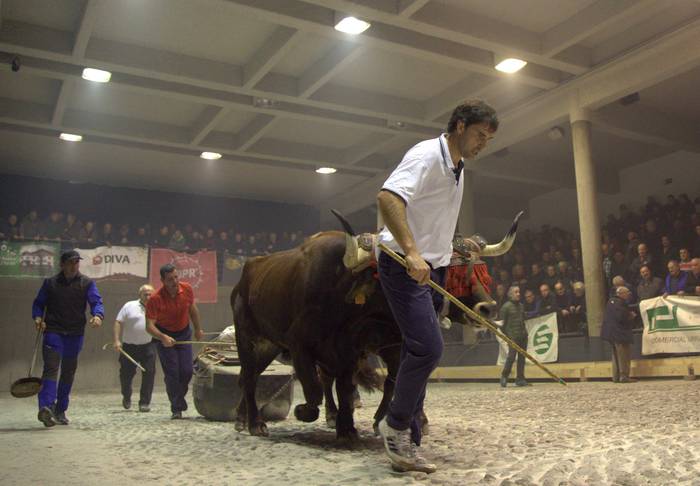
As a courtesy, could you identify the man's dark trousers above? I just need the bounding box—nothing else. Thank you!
[502,335,527,380]
[120,342,157,406]
[378,252,446,446]
[154,326,192,413]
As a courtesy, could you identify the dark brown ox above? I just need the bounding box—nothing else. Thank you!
[231,212,520,440]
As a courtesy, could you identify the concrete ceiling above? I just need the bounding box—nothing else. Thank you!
[0,0,699,221]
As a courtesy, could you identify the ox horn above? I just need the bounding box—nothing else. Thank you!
[331,209,359,269]
[481,210,525,257]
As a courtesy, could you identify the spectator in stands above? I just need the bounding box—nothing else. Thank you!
[152,226,170,248]
[629,243,654,283]
[569,248,583,280]
[511,264,528,290]
[523,289,540,319]
[201,228,217,250]
[62,213,82,243]
[79,221,96,246]
[683,258,700,295]
[556,261,573,289]
[571,282,587,333]
[664,260,688,296]
[168,229,188,252]
[601,286,637,383]
[554,281,573,332]
[246,235,260,256]
[20,209,41,240]
[543,265,558,290]
[131,227,149,247]
[679,248,693,272]
[43,211,63,241]
[499,286,528,388]
[117,224,130,245]
[642,220,662,258]
[659,235,678,269]
[601,243,613,287]
[637,265,663,302]
[529,263,544,292]
[265,232,279,254]
[189,230,203,251]
[625,231,641,264]
[494,283,507,317]
[100,223,115,246]
[538,284,557,316]
[0,213,21,241]
[232,232,245,255]
[693,225,700,258]
[610,275,635,302]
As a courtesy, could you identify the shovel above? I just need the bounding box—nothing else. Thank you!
[11,329,44,398]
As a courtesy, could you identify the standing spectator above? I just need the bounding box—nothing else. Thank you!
[629,243,654,283]
[538,284,557,316]
[20,209,41,240]
[31,250,104,426]
[679,248,692,272]
[601,243,613,288]
[601,287,637,383]
[664,260,688,296]
[168,229,188,251]
[62,213,82,243]
[499,287,528,388]
[146,264,204,419]
[100,222,115,246]
[79,221,97,246]
[637,265,663,302]
[0,213,21,240]
[113,284,157,412]
[523,289,540,319]
[553,281,573,332]
[683,258,700,295]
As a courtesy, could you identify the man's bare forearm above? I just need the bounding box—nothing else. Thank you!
[189,304,202,332]
[146,318,166,340]
[377,190,419,257]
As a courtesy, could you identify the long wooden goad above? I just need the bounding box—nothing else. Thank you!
[102,343,146,372]
[378,243,566,386]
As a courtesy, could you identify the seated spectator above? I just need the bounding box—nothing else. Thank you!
[216,231,231,255]
[168,229,188,251]
[659,235,678,269]
[131,226,149,247]
[570,282,587,333]
[61,213,82,242]
[231,232,245,255]
[511,264,528,290]
[556,261,573,289]
[20,209,41,240]
[265,232,279,254]
[79,220,97,246]
[679,248,693,272]
[610,249,630,287]
[629,243,654,284]
[569,248,583,281]
[100,222,115,246]
[496,269,511,291]
[117,224,130,245]
[528,263,544,292]
[663,260,688,296]
[642,219,662,258]
[538,284,557,316]
[0,214,21,241]
[152,225,170,247]
[625,231,641,264]
[683,258,700,295]
[523,289,540,319]
[246,235,260,256]
[554,281,574,332]
[190,230,203,251]
[637,265,663,302]
[543,265,559,290]
[43,211,63,240]
[494,283,507,319]
[201,228,217,250]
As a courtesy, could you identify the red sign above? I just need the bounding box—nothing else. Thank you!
[149,249,218,303]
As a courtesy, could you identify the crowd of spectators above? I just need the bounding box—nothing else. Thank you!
[487,193,700,335]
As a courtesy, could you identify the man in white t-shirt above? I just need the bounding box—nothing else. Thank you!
[376,100,498,473]
[114,284,156,412]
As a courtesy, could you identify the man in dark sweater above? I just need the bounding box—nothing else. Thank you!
[500,286,529,387]
[31,250,104,426]
[601,287,637,383]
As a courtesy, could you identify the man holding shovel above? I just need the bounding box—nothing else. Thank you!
[31,250,104,427]
[114,284,157,412]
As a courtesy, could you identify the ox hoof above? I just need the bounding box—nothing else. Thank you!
[325,411,337,429]
[234,420,246,432]
[249,422,269,437]
[336,427,359,445]
[372,421,380,437]
[294,404,320,423]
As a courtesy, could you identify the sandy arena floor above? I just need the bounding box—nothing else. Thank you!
[1,380,699,486]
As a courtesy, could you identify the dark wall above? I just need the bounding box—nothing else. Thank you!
[0,278,235,392]
[0,174,319,234]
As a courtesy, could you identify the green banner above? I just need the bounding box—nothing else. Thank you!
[0,241,60,278]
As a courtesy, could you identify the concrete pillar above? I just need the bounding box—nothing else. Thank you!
[458,169,476,236]
[570,103,605,337]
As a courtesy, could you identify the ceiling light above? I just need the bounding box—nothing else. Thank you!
[253,97,278,108]
[82,68,111,83]
[547,127,564,141]
[494,58,527,74]
[387,120,407,130]
[334,16,371,35]
[59,133,82,142]
[316,167,337,174]
[200,152,222,160]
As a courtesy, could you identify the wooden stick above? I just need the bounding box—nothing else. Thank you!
[102,343,146,372]
[174,341,235,346]
[378,243,566,386]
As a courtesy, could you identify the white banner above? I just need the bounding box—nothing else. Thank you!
[496,312,559,365]
[640,296,700,355]
[75,246,148,280]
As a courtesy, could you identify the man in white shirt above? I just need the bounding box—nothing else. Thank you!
[114,284,156,412]
[376,100,498,473]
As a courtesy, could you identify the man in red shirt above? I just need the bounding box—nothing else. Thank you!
[146,263,204,419]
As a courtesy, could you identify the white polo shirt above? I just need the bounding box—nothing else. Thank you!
[116,300,152,345]
[377,134,463,268]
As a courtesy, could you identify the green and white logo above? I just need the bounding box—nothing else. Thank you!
[646,305,679,332]
[532,324,553,355]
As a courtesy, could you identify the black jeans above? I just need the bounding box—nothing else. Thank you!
[502,335,528,380]
[119,342,157,406]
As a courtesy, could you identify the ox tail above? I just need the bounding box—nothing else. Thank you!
[330,209,356,236]
[353,355,384,393]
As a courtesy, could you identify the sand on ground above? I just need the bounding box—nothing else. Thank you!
[1,380,699,486]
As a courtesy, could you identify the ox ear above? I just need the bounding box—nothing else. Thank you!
[481,210,524,257]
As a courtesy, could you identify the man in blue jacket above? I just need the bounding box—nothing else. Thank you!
[32,250,104,426]
[601,286,637,383]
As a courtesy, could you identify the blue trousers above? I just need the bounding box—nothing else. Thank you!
[378,252,445,445]
[38,332,84,412]
[155,326,193,413]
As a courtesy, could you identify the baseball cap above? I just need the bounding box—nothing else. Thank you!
[60,250,83,263]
